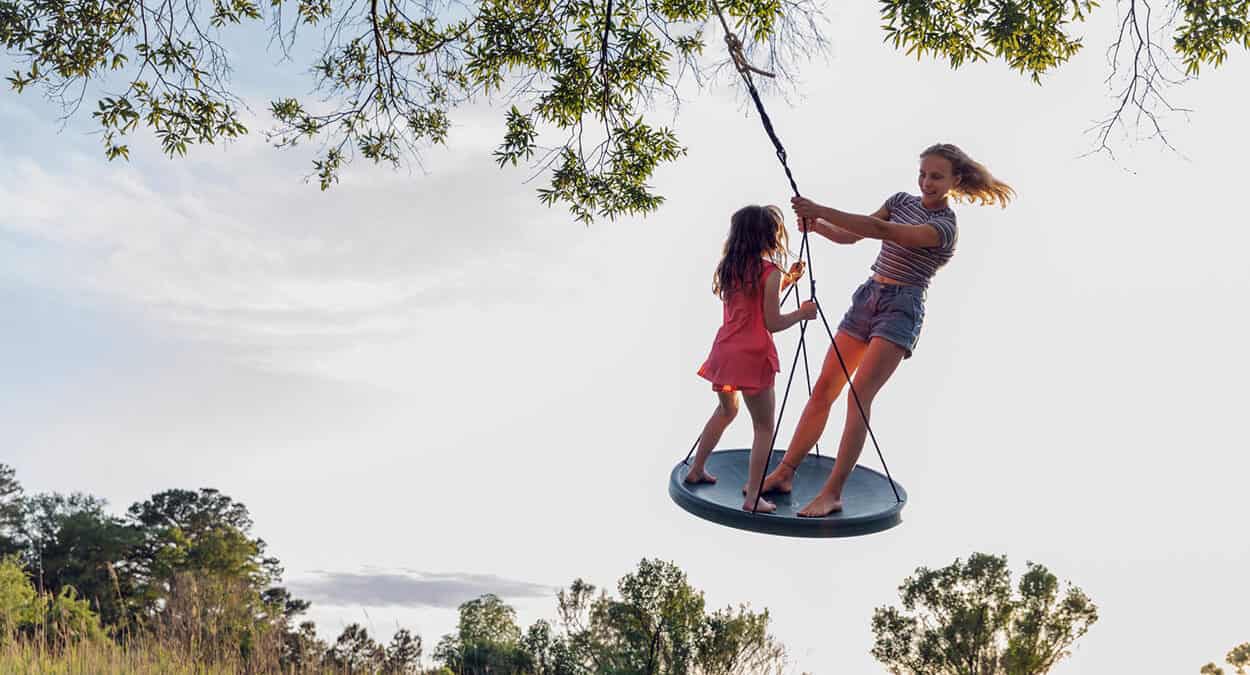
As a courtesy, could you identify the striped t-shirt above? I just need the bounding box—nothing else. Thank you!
[869,192,958,289]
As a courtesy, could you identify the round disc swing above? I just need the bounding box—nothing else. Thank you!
[666,2,907,537]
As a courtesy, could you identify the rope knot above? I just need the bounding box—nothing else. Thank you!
[711,1,775,79]
[722,32,775,78]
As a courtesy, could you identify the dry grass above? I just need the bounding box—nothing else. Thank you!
[0,637,238,674]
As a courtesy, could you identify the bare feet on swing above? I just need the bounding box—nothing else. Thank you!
[742,494,777,513]
[760,462,797,494]
[684,469,717,485]
[797,492,843,517]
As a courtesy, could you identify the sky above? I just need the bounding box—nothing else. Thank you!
[2,1,1249,672]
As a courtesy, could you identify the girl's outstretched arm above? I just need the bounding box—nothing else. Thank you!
[762,268,818,333]
[793,197,941,248]
[800,209,883,245]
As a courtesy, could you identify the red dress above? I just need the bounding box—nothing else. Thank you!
[698,261,781,394]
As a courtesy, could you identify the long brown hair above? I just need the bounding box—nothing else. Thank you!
[922,143,1015,207]
[713,205,789,300]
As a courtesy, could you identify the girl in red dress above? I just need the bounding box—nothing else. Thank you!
[687,205,817,513]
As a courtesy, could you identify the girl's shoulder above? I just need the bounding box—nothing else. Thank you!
[887,192,957,220]
[885,191,915,208]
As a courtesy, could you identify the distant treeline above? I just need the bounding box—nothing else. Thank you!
[1,462,1103,674]
[0,464,786,673]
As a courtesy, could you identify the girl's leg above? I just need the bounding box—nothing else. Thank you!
[740,388,778,513]
[761,331,870,493]
[798,337,906,517]
[685,391,740,484]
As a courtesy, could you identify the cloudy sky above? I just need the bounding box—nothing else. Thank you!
[3,2,1248,672]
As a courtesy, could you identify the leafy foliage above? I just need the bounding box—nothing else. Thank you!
[435,593,535,673]
[464,558,788,674]
[0,556,106,647]
[0,468,314,668]
[0,556,39,637]
[878,0,1097,82]
[1176,0,1250,75]
[126,488,280,605]
[0,467,22,559]
[871,552,1098,675]
[386,627,424,673]
[326,622,386,671]
[36,584,109,648]
[281,619,328,670]
[8,0,1244,218]
[1202,641,1250,675]
[17,492,142,628]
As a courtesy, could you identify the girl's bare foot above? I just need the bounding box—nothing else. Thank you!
[742,495,776,513]
[760,463,796,494]
[797,493,842,517]
[684,470,717,485]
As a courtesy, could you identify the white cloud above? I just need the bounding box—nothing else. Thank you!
[0,108,584,367]
[289,570,553,609]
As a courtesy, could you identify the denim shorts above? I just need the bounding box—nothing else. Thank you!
[838,278,927,359]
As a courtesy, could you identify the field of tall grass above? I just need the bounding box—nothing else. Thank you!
[0,638,239,674]
[0,636,409,674]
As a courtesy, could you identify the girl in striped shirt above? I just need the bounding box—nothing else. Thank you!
[761,143,1014,517]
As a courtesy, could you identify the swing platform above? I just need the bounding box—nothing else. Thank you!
[668,449,907,538]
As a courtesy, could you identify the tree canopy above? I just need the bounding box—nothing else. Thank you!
[436,558,788,674]
[2,0,1246,219]
[0,466,23,559]
[1202,641,1250,675]
[871,552,1099,675]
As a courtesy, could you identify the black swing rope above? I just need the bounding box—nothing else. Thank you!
[681,0,902,512]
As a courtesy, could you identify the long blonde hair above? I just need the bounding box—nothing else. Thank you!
[922,143,1015,207]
